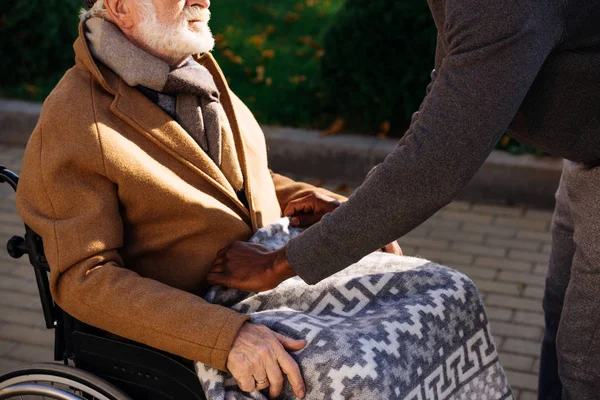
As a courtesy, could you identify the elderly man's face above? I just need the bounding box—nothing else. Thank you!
[129,0,214,64]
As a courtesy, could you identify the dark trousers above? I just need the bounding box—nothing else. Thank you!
[539,161,600,399]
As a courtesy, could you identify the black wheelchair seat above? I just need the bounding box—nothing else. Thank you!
[0,165,206,400]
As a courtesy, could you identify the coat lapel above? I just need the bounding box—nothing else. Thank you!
[110,80,250,218]
[198,53,260,230]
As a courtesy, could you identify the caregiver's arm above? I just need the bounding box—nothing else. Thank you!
[209,0,562,289]
[286,0,562,284]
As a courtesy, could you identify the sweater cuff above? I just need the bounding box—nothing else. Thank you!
[286,219,346,285]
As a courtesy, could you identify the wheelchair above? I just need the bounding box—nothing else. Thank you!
[0,165,207,400]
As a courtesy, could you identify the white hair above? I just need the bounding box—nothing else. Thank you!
[79,0,108,21]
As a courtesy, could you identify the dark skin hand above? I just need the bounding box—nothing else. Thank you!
[207,193,402,292]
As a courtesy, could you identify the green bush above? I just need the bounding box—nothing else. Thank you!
[319,0,437,135]
[0,0,83,100]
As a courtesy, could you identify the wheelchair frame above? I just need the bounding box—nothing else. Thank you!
[0,165,207,400]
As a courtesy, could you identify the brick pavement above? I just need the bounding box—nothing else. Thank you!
[0,143,553,399]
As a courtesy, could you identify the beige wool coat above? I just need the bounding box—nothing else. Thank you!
[16,24,344,371]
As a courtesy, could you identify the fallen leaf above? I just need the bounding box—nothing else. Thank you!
[377,121,391,137]
[284,12,301,23]
[314,49,325,59]
[288,75,307,84]
[262,49,276,59]
[248,34,267,49]
[321,117,345,137]
[251,65,266,84]
[500,135,511,147]
[265,77,273,86]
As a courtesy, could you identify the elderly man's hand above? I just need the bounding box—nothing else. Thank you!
[207,243,295,292]
[283,192,341,227]
[228,323,306,399]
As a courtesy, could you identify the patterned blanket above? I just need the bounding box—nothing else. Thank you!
[195,219,513,399]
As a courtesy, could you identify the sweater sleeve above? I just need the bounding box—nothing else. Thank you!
[287,0,562,284]
[16,106,248,371]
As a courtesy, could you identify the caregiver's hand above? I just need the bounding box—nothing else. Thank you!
[208,242,295,292]
[284,192,341,227]
[228,323,306,399]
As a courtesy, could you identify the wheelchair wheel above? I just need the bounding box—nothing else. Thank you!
[0,363,132,400]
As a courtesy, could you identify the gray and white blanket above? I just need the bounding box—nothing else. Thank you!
[195,219,513,399]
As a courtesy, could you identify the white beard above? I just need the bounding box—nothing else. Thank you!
[135,2,215,63]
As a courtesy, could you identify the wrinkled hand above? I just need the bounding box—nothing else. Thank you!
[283,192,342,227]
[207,242,295,292]
[227,323,306,399]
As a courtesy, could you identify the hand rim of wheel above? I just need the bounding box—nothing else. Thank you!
[0,374,112,400]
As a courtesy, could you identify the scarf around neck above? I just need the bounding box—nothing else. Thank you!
[85,17,244,192]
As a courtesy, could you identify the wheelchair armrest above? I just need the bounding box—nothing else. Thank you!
[72,332,206,400]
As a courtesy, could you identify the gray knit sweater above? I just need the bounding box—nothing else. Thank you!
[287,0,600,284]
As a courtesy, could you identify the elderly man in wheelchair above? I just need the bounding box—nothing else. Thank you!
[0,0,513,399]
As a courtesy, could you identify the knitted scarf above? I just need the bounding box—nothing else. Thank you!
[85,17,244,192]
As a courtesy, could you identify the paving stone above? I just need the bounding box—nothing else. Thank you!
[0,324,54,347]
[489,321,542,340]
[403,225,430,238]
[0,338,18,356]
[524,209,554,221]
[447,264,497,280]
[5,343,54,363]
[503,338,542,357]
[398,246,417,256]
[508,250,551,264]
[504,370,539,391]
[0,274,39,294]
[0,357,22,375]
[413,248,474,265]
[440,210,494,224]
[472,278,521,296]
[493,335,504,349]
[495,217,549,232]
[498,271,546,287]
[474,257,533,273]
[541,243,552,254]
[0,290,42,311]
[485,237,541,252]
[531,358,540,374]
[485,295,542,313]
[513,311,545,328]
[472,204,525,217]
[523,286,545,300]
[516,230,552,243]
[428,229,485,244]
[421,217,461,230]
[498,353,535,371]
[451,242,507,258]
[462,222,516,238]
[485,306,513,322]
[399,236,450,250]
[444,201,472,211]
[520,391,538,400]
[0,305,45,328]
[533,263,549,276]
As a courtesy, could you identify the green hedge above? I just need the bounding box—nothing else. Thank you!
[0,0,82,100]
[320,0,437,135]
[0,0,542,155]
